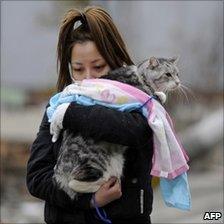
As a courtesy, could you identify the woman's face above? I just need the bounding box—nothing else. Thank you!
[70,41,111,81]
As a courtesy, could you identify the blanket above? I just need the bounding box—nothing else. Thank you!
[47,79,191,210]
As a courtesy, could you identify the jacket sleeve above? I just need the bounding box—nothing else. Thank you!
[26,108,92,212]
[63,102,152,146]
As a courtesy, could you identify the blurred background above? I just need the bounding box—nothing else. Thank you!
[1,1,223,223]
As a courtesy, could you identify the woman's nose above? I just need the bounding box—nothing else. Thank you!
[86,74,93,79]
[86,72,96,79]
[84,68,91,79]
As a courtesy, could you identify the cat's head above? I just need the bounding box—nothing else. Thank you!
[138,56,180,93]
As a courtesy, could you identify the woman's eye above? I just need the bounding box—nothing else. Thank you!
[73,68,82,72]
[94,65,104,70]
[166,73,172,77]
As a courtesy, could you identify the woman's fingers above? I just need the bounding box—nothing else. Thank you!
[109,179,122,196]
[104,178,122,198]
[103,177,117,189]
[94,177,122,207]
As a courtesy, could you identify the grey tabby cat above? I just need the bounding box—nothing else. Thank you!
[53,56,180,199]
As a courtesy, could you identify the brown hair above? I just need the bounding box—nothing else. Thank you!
[56,6,134,92]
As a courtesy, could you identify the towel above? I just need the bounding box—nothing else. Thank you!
[47,79,191,210]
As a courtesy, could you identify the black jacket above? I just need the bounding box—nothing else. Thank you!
[26,102,154,224]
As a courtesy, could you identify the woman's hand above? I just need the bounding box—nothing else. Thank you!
[92,177,122,207]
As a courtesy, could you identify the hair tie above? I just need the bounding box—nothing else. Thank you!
[73,12,87,31]
[73,19,82,30]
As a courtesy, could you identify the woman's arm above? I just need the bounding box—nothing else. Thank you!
[26,109,93,212]
[63,102,152,146]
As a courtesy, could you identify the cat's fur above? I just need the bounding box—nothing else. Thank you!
[53,56,180,199]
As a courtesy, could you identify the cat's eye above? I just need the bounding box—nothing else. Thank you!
[166,73,172,77]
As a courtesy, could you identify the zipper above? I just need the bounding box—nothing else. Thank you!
[140,189,144,214]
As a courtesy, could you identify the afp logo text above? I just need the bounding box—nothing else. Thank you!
[203,212,222,220]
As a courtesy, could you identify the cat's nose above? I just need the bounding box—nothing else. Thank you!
[175,80,180,86]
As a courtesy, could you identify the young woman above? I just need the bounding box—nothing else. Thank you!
[26,6,153,224]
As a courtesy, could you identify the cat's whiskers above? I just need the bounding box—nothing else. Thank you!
[180,83,197,102]
[179,85,190,104]
[178,86,189,104]
[175,87,181,102]
[181,81,197,96]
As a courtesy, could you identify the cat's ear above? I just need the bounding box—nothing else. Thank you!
[169,55,179,64]
[148,57,159,69]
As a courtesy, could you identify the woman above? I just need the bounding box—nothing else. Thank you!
[26,6,153,224]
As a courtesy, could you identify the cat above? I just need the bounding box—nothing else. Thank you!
[53,56,180,199]
[102,56,180,103]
